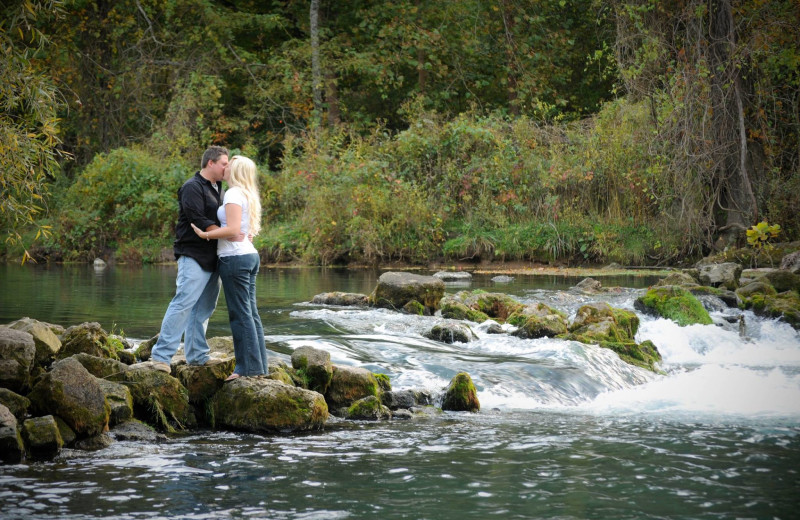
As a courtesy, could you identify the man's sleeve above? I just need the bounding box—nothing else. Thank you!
[180,182,217,231]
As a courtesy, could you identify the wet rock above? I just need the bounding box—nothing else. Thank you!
[402,300,426,316]
[371,272,445,314]
[508,302,569,339]
[737,280,800,330]
[122,365,195,432]
[382,389,433,410]
[485,323,504,334]
[346,395,391,420]
[22,415,63,459]
[0,388,30,421]
[71,353,129,379]
[424,322,478,344]
[211,378,327,433]
[634,286,713,326]
[28,357,110,438]
[439,297,490,323]
[175,358,235,407]
[325,365,380,410]
[267,359,295,386]
[0,404,25,463]
[491,275,514,283]
[574,277,603,293]
[757,270,800,293]
[688,286,738,308]
[97,379,133,427]
[58,322,122,361]
[109,419,168,443]
[0,327,36,392]
[74,433,112,451]
[5,317,61,367]
[133,334,158,361]
[780,250,800,274]
[433,271,473,281]
[443,291,524,323]
[697,262,742,290]
[291,346,333,394]
[441,372,480,412]
[54,416,76,446]
[311,292,370,307]
[391,409,414,420]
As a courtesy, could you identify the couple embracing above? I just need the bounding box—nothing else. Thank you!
[144,146,266,381]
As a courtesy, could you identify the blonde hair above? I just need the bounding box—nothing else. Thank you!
[226,155,262,236]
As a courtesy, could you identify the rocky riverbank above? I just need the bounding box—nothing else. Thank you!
[2,255,799,464]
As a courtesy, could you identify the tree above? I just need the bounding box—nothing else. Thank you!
[0,0,66,262]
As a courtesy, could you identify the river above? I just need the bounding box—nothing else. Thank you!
[1,264,799,519]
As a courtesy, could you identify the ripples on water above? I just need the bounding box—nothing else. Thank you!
[1,267,800,519]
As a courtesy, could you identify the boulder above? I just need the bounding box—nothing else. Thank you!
[508,302,569,339]
[424,322,478,344]
[211,378,327,433]
[54,416,76,446]
[22,415,63,460]
[346,396,391,421]
[635,286,713,326]
[71,353,129,379]
[57,322,122,361]
[109,419,167,443]
[655,271,699,287]
[6,317,61,367]
[311,292,370,307]
[267,359,296,386]
[97,379,133,427]
[0,404,25,463]
[175,357,236,406]
[0,328,36,392]
[371,272,445,314]
[441,291,524,322]
[574,277,602,293]
[780,250,800,274]
[757,270,800,293]
[441,372,480,412]
[491,275,514,283]
[325,365,380,410]
[439,297,490,323]
[697,262,742,290]
[382,389,434,410]
[402,300,426,315]
[120,365,195,432]
[291,346,333,394]
[27,357,110,438]
[433,271,473,282]
[74,433,113,451]
[133,334,159,361]
[0,388,30,421]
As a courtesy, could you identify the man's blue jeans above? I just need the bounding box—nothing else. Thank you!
[151,256,220,365]
[219,253,266,376]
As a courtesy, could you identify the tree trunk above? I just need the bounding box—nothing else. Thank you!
[310,0,322,129]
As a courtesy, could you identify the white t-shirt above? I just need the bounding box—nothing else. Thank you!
[216,187,258,258]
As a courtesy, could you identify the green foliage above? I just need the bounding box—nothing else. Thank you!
[746,221,781,262]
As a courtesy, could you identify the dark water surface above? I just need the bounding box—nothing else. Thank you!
[1,264,799,519]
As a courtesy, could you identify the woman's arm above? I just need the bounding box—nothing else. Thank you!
[190,203,243,241]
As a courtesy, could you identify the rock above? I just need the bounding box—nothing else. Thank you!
[374,373,391,394]
[346,396,391,420]
[97,379,133,427]
[117,349,136,365]
[0,404,25,463]
[58,322,122,361]
[433,271,473,281]
[208,336,235,358]
[688,286,738,308]
[574,277,602,293]
[780,250,800,274]
[757,270,800,293]
[635,286,713,326]
[439,297,490,323]
[391,409,414,420]
[508,302,569,339]
[0,388,30,421]
[291,346,333,394]
[697,262,743,290]
[485,323,504,334]
[382,389,433,410]
[28,357,110,438]
[174,358,235,409]
[211,378,327,433]
[109,419,167,443]
[424,322,478,344]
[54,416,76,446]
[402,300,426,315]
[6,317,62,367]
[443,291,524,323]
[491,275,514,283]
[0,328,36,392]
[22,415,63,459]
[737,283,800,330]
[441,372,480,412]
[371,272,445,314]
[133,334,159,361]
[655,271,699,287]
[74,433,113,451]
[736,281,777,301]
[71,353,129,379]
[93,258,107,269]
[311,292,370,306]
[121,365,195,432]
[325,365,380,410]
[603,262,624,270]
[267,359,295,386]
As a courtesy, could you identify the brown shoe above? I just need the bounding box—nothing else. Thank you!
[135,360,171,373]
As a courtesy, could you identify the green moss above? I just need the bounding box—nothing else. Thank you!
[597,340,662,372]
[637,286,712,326]
[611,308,639,339]
[403,300,425,315]
[374,373,391,393]
[441,372,480,412]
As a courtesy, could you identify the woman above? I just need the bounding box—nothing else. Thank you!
[191,155,266,381]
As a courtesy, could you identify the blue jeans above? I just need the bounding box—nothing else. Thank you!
[219,253,266,376]
[151,256,220,365]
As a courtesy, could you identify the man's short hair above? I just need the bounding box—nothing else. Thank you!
[201,145,229,169]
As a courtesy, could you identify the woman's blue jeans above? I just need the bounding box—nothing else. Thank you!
[218,253,266,376]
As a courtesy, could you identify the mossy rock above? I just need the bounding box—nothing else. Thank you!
[597,340,662,372]
[510,313,569,339]
[743,291,800,329]
[346,395,391,421]
[370,272,445,313]
[291,346,333,394]
[267,360,296,386]
[71,353,129,379]
[655,272,699,287]
[757,271,800,293]
[22,415,63,460]
[120,366,195,432]
[325,365,380,410]
[0,404,25,463]
[0,388,30,421]
[374,373,391,393]
[133,335,159,362]
[402,300,426,316]
[6,317,62,367]
[439,299,490,323]
[311,292,370,307]
[211,378,328,433]
[0,327,36,393]
[58,322,122,361]
[634,286,713,326]
[424,322,478,344]
[441,372,480,412]
[736,281,777,302]
[175,358,235,406]
[97,379,134,427]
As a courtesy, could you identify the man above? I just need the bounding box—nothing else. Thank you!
[146,145,230,372]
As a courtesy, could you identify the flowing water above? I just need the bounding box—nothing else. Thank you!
[1,264,799,519]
